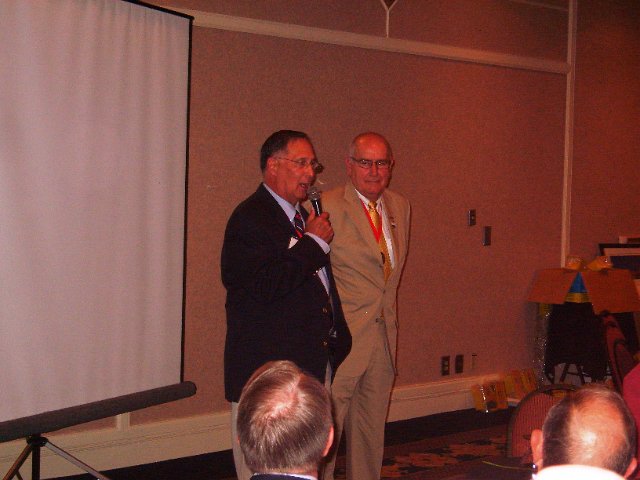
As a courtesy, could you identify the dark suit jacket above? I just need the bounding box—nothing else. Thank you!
[221,184,351,402]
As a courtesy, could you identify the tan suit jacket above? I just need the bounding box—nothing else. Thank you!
[322,182,410,377]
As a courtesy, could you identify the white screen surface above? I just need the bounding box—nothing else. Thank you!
[0,0,190,422]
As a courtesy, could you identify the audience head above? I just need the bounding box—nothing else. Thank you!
[531,384,637,478]
[237,360,334,476]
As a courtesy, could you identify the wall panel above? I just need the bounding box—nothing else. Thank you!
[392,0,568,60]
[132,17,566,423]
[164,0,386,35]
[570,0,640,258]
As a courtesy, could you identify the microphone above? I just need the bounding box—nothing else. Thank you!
[308,186,322,215]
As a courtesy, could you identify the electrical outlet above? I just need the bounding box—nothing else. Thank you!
[471,353,478,371]
[441,355,450,376]
[455,354,464,373]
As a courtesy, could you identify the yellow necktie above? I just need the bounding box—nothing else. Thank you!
[368,201,391,281]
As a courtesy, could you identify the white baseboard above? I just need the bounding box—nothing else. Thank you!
[387,374,500,422]
[0,374,499,479]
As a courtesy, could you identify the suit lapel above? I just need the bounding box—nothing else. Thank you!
[305,204,333,301]
[343,183,407,284]
[299,204,310,222]
[381,191,404,268]
[260,187,327,298]
[343,183,380,257]
[342,183,391,289]
[256,184,298,241]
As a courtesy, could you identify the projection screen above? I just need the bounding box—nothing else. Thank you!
[0,0,191,425]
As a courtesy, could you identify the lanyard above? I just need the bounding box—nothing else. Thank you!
[361,201,383,242]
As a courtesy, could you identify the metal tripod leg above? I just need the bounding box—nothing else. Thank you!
[2,435,44,480]
[2,434,111,480]
[44,440,111,480]
[2,441,31,480]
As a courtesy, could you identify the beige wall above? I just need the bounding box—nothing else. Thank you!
[140,0,572,422]
[570,0,640,258]
[5,0,639,475]
[133,0,639,422]
[139,0,636,418]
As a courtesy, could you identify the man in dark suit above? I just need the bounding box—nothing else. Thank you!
[221,130,351,480]
[237,360,334,480]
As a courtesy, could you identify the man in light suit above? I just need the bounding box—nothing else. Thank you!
[237,360,334,480]
[221,130,351,480]
[322,132,410,480]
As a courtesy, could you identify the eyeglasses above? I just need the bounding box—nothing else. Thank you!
[349,157,392,170]
[274,156,324,173]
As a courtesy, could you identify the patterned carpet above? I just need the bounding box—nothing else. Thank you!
[54,423,528,480]
[334,425,513,480]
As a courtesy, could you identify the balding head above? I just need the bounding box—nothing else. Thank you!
[237,360,334,476]
[531,384,637,478]
[348,132,393,161]
[346,132,394,202]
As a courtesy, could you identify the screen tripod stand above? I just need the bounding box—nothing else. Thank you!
[3,434,111,480]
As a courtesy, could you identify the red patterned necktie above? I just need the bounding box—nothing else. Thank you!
[293,211,304,238]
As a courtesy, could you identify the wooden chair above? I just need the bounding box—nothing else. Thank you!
[506,384,576,460]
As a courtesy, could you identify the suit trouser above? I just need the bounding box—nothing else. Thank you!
[323,320,395,480]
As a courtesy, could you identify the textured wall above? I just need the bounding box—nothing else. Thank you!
[131,0,639,426]
[570,0,640,258]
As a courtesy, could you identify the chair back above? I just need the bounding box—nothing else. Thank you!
[614,339,637,390]
[604,315,638,392]
[623,364,640,471]
[506,384,575,460]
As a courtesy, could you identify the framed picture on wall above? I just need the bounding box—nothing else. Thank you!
[599,243,640,279]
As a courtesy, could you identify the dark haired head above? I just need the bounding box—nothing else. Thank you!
[260,130,312,171]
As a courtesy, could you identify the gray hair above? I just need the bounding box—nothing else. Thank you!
[237,360,333,474]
